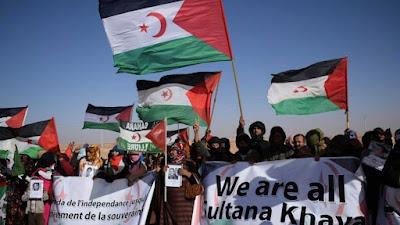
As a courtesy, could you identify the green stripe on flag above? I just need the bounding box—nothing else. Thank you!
[114,36,230,75]
[83,121,120,132]
[19,146,43,159]
[117,137,161,153]
[136,105,207,126]
[272,96,340,115]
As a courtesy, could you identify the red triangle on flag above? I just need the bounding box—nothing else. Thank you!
[116,106,133,122]
[6,107,27,128]
[38,117,60,152]
[146,120,167,151]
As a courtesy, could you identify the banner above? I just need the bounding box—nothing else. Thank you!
[49,172,155,225]
[193,157,367,225]
[117,121,161,153]
[377,186,400,225]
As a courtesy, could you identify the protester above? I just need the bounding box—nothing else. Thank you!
[237,117,270,162]
[21,179,49,225]
[267,126,294,160]
[78,144,103,177]
[292,134,313,158]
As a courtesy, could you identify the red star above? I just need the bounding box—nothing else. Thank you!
[161,90,169,98]
[139,23,149,32]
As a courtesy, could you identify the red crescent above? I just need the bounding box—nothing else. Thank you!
[103,115,110,123]
[137,133,141,142]
[147,12,167,38]
[165,88,172,101]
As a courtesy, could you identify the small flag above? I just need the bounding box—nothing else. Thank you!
[117,121,162,153]
[11,146,25,176]
[267,58,348,115]
[167,128,188,146]
[99,0,232,75]
[146,119,167,151]
[136,72,221,126]
[83,104,133,132]
[0,106,28,128]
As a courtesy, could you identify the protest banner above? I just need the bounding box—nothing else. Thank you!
[49,172,155,225]
[377,185,400,225]
[193,157,367,225]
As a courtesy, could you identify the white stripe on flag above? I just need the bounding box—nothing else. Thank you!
[138,83,192,107]
[267,75,328,104]
[102,1,190,54]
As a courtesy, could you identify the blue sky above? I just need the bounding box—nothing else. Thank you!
[1,0,399,144]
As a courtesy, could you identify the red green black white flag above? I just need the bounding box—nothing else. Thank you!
[136,72,221,126]
[83,104,133,132]
[0,106,28,128]
[267,58,348,115]
[99,0,232,75]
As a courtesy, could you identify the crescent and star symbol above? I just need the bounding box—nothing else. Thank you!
[161,88,173,101]
[131,133,141,142]
[99,116,110,123]
[293,86,308,93]
[139,11,167,38]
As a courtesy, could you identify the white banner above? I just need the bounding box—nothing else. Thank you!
[49,172,155,225]
[193,157,367,225]
[377,186,400,225]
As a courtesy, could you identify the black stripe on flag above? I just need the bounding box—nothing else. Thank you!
[271,58,343,83]
[99,0,182,19]
[0,106,26,118]
[17,120,50,138]
[86,104,132,116]
[0,127,17,141]
[137,72,219,91]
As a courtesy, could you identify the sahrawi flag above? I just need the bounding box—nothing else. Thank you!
[0,106,28,128]
[83,104,133,132]
[117,121,162,153]
[99,0,232,75]
[267,58,348,115]
[136,72,221,126]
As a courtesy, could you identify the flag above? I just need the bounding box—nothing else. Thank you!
[99,0,232,75]
[11,146,25,176]
[0,106,28,128]
[146,120,166,151]
[167,128,188,146]
[0,150,8,159]
[83,104,133,132]
[117,121,162,153]
[136,72,221,126]
[267,58,348,115]
[18,118,60,151]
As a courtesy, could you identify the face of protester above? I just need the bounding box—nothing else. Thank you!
[293,136,305,150]
[377,132,385,142]
[271,132,284,145]
[252,126,263,137]
[210,142,220,150]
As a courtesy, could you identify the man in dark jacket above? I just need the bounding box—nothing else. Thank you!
[236,117,270,162]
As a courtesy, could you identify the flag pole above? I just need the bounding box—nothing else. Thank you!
[208,81,220,131]
[218,0,244,118]
[100,130,104,148]
[164,117,168,203]
[345,57,350,130]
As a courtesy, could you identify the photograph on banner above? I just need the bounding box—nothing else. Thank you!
[165,164,182,187]
[29,179,44,199]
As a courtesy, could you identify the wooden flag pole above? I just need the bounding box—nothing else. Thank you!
[208,81,220,131]
[164,117,168,203]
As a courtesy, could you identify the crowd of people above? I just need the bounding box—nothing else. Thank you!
[0,117,399,225]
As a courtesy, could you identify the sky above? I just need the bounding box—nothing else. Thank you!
[1,0,399,145]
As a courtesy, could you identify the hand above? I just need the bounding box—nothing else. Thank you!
[178,168,192,177]
[193,121,200,133]
[239,116,245,128]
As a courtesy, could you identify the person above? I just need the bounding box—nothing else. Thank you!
[292,134,313,158]
[305,128,327,160]
[267,126,294,160]
[237,116,270,162]
[126,152,147,186]
[79,144,103,177]
[22,179,49,225]
[235,133,252,161]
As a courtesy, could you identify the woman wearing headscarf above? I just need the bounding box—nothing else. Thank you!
[78,144,103,178]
